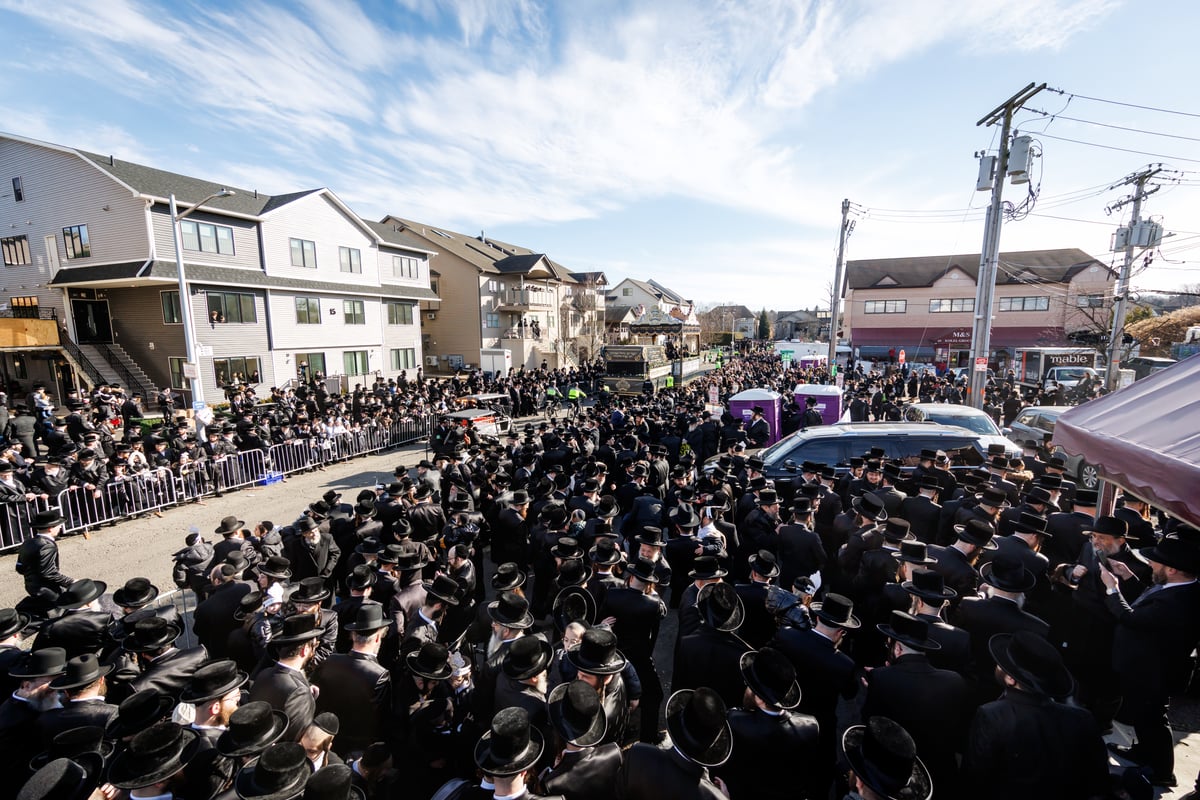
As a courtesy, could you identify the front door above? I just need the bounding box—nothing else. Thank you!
[71,299,113,344]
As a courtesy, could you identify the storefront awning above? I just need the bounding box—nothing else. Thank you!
[850,325,1068,349]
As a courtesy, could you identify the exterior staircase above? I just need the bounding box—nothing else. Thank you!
[75,342,158,399]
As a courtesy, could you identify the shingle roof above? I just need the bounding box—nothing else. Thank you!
[51,261,437,299]
[845,248,1109,290]
[360,220,439,255]
[77,150,275,216]
[379,217,578,281]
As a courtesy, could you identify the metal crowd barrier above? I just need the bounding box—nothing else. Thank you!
[0,416,436,550]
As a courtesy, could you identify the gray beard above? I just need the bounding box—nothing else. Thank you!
[486,631,506,658]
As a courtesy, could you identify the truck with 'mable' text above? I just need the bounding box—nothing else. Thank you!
[1012,347,1102,392]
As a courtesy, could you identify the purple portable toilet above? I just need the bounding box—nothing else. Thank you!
[729,388,783,446]
[793,383,843,425]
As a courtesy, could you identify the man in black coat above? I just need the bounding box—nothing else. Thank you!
[1100,536,1200,785]
[15,509,73,605]
[618,687,728,800]
[898,476,942,543]
[246,614,321,742]
[673,583,751,712]
[313,603,394,756]
[36,653,119,744]
[192,566,253,659]
[776,498,826,592]
[769,593,860,798]
[964,631,1109,799]
[718,647,822,800]
[903,568,971,677]
[733,550,779,650]
[119,617,209,703]
[542,680,624,800]
[283,517,341,589]
[492,491,532,569]
[863,611,972,797]
[32,579,112,658]
[930,518,996,600]
[1042,488,1098,568]
[599,559,666,742]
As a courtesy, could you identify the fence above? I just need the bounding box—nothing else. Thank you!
[1,415,435,550]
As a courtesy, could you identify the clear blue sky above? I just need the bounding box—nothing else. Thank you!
[3,0,1199,307]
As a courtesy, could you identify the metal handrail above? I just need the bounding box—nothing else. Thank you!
[98,344,156,398]
[58,331,108,387]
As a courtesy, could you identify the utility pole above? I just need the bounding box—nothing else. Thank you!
[967,82,1046,408]
[1104,167,1162,391]
[827,198,852,376]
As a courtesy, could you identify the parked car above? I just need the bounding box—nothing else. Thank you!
[443,407,512,439]
[1004,405,1099,489]
[903,403,1020,458]
[706,422,990,481]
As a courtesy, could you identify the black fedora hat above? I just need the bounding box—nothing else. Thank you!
[665,687,732,767]
[989,631,1074,699]
[1140,536,1200,574]
[234,591,264,622]
[474,707,544,777]
[877,611,941,652]
[488,591,535,630]
[688,556,727,581]
[302,764,364,800]
[181,660,249,705]
[555,559,592,589]
[1082,515,1127,539]
[491,563,527,591]
[901,568,958,602]
[739,647,801,710]
[108,722,200,789]
[668,505,700,530]
[842,717,932,800]
[290,578,330,606]
[234,741,310,800]
[893,541,936,565]
[567,627,627,676]
[954,518,998,549]
[626,556,660,585]
[215,516,244,535]
[346,564,377,591]
[343,602,389,633]
[1010,511,1049,537]
[18,755,105,800]
[502,636,553,681]
[30,726,114,772]
[294,517,318,534]
[552,586,596,633]
[595,495,620,518]
[811,593,861,629]
[550,536,584,561]
[56,579,107,610]
[50,654,113,691]
[259,556,293,579]
[0,606,30,639]
[353,500,377,520]
[123,617,182,654]
[635,526,667,547]
[548,680,607,748]
[271,615,322,647]
[748,549,780,579]
[975,486,1011,508]
[406,641,453,681]
[105,689,176,740]
[851,493,888,522]
[11,647,67,679]
[423,574,461,606]
[112,577,160,608]
[217,701,289,758]
[881,519,914,543]
[698,581,744,633]
[31,509,65,529]
[980,556,1037,593]
[588,538,623,567]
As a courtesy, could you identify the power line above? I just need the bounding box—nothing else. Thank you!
[1034,131,1200,164]
[1046,87,1200,120]
[1023,108,1200,143]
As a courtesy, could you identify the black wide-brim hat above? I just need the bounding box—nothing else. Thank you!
[851,494,888,522]
[665,688,733,768]
[19,755,105,800]
[548,680,607,748]
[474,707,544,777]
[56,579,107,610]
[180,660,249,705]
[979,559,1037,594]
[739,649,801,710]
[567,629,627,676]
[989,631,1075,700]
[217,703,289,758]
[233,742,311,800]
[50,654,113,691]
[108,724,201,790]
[406,642,454,681]
[698,582,745,633]
[842,719,933,800]
[0,607,30,639]
[488,593,535,630]
[811,594,861,629]
[1139,536,1200,575]
[105,689,175,740]
[552,586,596,633]
[112,578,160,608]
[30,726,115,772]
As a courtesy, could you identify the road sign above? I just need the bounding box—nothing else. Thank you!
[182,362,199,379]
[192,400,207,412]
[898,349,906,365]
[974,357,988,372]
[781,350,793,362]
[195,345,213,357]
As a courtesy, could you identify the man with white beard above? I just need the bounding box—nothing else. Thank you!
[0,647,67,771]
[473,591,534,721]
[495,635,553,742]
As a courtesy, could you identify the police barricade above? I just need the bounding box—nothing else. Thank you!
[0,496,53,550]
[58,484,123,535]
[269,439,318,477]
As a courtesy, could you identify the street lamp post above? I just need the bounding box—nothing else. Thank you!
[169,188,234,438]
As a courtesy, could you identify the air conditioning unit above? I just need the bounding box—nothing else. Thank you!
[425,355,439,367]
[426,312,437,320]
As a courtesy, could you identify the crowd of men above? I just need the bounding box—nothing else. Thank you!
[3,347,1199,800]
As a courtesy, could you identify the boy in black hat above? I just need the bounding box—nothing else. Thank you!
[15,509,72,606]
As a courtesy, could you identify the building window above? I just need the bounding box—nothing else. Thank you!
[161,290,182,324]
[343,350,369,375]
[390,347,416,370]
[484,312,500,328]
[213,356,261,386]
[295,296,322,324]
[11,177,23,202]
[393,256,419,279]
[168,356,187,389]
[430,279,439,296]
[289,238,317,268]
[180,220,235,255]
[339,246,362,273]
[343,299,365,324]
[998,296,1050,312]
[864,300,907,314]
[10,296,39,318]
[622,288,632,296]
[207,291,256,323]
[1075,294,1106,308]
[1,235,31,266]
[296,352,326,379]
[487,279,500,292]
[929,298,975,313]
[387,301,415,325]
[62,225,90,259]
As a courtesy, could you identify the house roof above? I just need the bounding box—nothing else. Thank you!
[379,216,579,282]
[77,149,275,216]
[708,304,756,320]
[569,271,608,285]
[610,277,691,305]
[50,261,438,299]
[845,248,1110,290]
[360,220,439,255]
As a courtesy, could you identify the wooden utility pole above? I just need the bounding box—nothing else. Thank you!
[827,199,852,374]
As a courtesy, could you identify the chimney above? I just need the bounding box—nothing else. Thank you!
[108,155,114,165]
[254,189,258,199]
